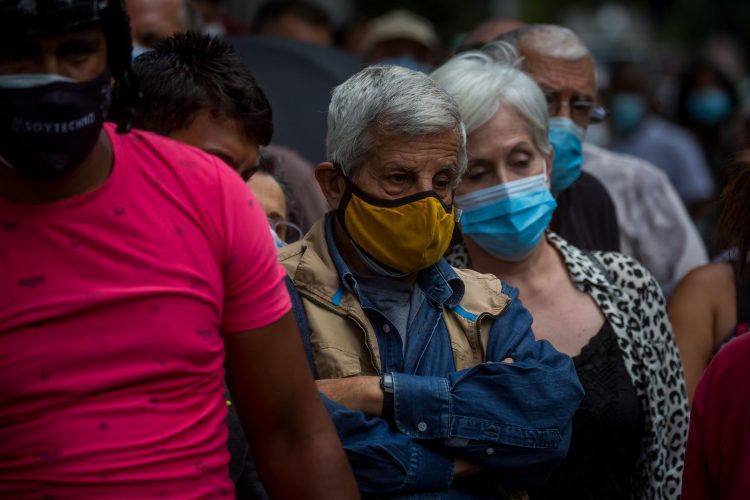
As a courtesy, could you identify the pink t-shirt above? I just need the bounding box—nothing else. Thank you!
[0,124,291,498]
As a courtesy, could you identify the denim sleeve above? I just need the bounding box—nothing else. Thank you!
[390,283,584,488]
[321,394,455,495]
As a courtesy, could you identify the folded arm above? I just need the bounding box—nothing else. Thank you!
[321,285,583,489]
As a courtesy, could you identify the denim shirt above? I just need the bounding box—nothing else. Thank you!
[288,218,584,498]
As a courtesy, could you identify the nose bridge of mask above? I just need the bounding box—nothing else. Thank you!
[455,172,548,210]
[0,74,76,89]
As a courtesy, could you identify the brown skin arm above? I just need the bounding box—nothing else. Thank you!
[316,377,383,417]
[224,311,359,499]
[668,263,735,402]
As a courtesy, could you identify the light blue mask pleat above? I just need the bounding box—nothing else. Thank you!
[455,173,546,209]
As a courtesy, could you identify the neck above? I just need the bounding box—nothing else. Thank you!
[332,216,417,284]
[0,129,113,204]
[465,235,557,287]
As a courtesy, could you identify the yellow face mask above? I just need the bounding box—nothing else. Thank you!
[336,174,456,275]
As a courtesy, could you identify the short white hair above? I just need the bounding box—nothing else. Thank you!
[326,65,467,185]
[430,41,551,155]
[498,24,590,60]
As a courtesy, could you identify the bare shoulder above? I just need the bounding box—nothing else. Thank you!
[671,262,734,300]
[669,262,736,343]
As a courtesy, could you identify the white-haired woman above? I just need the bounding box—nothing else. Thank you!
[431,44,689,499]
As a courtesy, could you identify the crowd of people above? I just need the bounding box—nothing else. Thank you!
[1,0,749,499]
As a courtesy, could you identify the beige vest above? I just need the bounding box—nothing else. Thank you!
[279,219,511,379]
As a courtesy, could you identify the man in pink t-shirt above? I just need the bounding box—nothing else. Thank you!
[0,2,357,499]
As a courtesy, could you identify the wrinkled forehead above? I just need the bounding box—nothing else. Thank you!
[519,48,596,99]
[366,128,461,171]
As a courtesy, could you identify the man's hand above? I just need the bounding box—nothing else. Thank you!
[317,377,383,416]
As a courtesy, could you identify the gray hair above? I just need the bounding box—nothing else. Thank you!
[495,24,590,60]
[430,41,551,155]
[326,65,467,185]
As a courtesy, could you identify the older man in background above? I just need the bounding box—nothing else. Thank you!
[280,64,583,497]
[126,0,200,56]
[497,24,708,292]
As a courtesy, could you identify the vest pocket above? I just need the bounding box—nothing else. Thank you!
[314,343,363,379]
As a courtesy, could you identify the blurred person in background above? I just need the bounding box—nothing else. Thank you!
[359,9,440,73]
[0,2,358,498]
[196,0,249,36]
[607,62,716,214]
[247,156,304,244]
[334,17,369,56]
[129,32,326,234]
[126,0,200,58]
[680,152,750,498]
[676,57,742,189]
[250,0,333,46]
[670,149,750,401]
[497,24,708,294]
[281,64,584,497]
[432,42,689,500]
[459,17,524,51]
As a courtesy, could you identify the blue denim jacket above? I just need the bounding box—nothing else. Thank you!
[286,218,584,498]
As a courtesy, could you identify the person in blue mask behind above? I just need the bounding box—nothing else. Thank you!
[432,42,689,500]
[676,57,742,189]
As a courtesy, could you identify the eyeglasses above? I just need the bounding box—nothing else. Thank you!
[268,218,303,243]
[541,88,608,125]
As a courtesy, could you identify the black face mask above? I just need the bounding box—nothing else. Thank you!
[0,71,111,179]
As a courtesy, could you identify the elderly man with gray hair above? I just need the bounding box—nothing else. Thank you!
[278,64,583,497]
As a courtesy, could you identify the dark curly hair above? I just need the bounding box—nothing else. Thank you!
[130,32,273,146]
[719,150,750,270]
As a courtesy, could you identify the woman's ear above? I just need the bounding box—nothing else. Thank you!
[315,162,346,210]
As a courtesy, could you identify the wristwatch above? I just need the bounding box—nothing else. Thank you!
[380,372,395,422]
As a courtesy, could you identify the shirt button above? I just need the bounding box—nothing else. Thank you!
[382,324,391,333]
[486,448,495,455]
[417,421,428,432]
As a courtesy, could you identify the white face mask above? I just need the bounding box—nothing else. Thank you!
[0,73,74,89]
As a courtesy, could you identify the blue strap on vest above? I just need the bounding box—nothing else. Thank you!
[285,276,318,378]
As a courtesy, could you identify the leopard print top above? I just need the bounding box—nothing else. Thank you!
[447,233,689,499]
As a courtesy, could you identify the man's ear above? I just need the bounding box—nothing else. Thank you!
[315,162,346,211]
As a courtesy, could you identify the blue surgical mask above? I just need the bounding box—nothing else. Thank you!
[687,88,732,127]
[456,166,557,262]
[132,43,152,61]
[611,92,646,134]
[381,56,431,74]
[548,117,585,194]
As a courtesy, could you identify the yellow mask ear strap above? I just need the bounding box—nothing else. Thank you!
[332,162,356,239]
